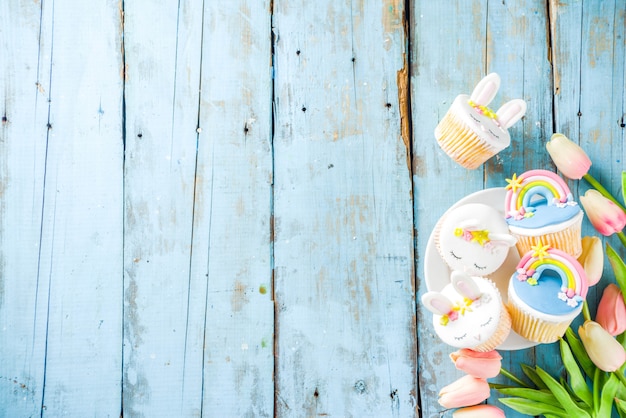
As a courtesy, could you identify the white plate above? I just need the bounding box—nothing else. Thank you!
[423,187,536,350]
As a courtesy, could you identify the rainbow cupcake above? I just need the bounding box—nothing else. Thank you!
[434,73,526,169]
[507,243,588,343]
[504,169,583,257]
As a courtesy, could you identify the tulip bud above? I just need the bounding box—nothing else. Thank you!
[449,349,502,379]
[577,236,604,286]
[546,133,592,180]
[596,284,626,336]
[580,190,626,236]
[578,320,626,372]
[438,375,490,409]
[452,404,506,418]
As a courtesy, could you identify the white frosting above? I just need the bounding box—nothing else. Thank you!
[507,210,583,236]
[422,273,507,350]
[437,203,517,275]
[508,280,582,323]
[448,94,511,151]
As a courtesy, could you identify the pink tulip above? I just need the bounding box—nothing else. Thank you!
[449,349,502,379]
[596,284,626,336]
[452,404,506,418]
[545,133,592,180]
[580,189,626,236]
[577,236,604,286]
[438,375,491,409]
[578,320,626,372]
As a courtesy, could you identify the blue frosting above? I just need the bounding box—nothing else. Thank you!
[511,269,579,315]
[506,200,580,228]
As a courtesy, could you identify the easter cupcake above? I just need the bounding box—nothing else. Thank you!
[422,271,511,352]
[434,73,527,169]
[507,243,589,343]
[434,203,517,276]
[504,169,584,257]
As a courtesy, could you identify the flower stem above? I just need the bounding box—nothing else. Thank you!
[614,369,626,387]
[583,173,626,212]
[618,231,626,250]
[500,367,528,387]
[583,300,591,322]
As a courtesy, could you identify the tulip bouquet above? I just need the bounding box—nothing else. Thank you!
[490,134,626,417]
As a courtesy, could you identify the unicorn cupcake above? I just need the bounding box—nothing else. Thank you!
[504,169,584,257]
[507,243,589,343]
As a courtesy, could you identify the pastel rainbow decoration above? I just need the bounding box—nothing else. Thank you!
[514,242,588,307]
[505,169,577,220]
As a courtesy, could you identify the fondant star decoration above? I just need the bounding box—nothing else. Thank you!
[471,230,490,246]
[531,240,550,260]
[505,173,523,193]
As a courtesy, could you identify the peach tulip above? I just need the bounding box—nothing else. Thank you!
[578,320,626,372]
[452,404,506,418]
[546,133,591,180]
[449,349,502,379]
[438,375,490,409]
[596,284,626,336]
[577,236,604,286]
[580,190,626,236]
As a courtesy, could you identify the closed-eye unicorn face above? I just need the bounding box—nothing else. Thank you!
[421,272,503,350]
[438,203,517,276]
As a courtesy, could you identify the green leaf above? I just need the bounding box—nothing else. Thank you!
[489,383,519,390]
[560,337,593,407]
[521,363,548,389]
[498,397,567,417]
[565,327,596,378]
[497,387,560,406]
[607,243,626,303]
[616,397,626,416]
[500,366,531,388]
[535,366,592,417]
[599,373,620,418]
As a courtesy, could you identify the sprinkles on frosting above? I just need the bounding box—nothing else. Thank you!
[514,241,588,308]
[439,294,491,326]
[454,227,491,246]
[467,100,499,123]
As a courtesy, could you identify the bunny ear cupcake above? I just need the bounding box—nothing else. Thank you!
[435,203,517,276]
[421,271,511,352]
[434,73,527,169]
[507,242,589,343]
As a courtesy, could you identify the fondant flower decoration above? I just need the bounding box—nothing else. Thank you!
[526,277,538,286]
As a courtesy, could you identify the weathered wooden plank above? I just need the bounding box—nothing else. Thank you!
[412,1,558,417]
[1,0,124,416]
[411,2,490,417]
[0,1,51,415]
[122,0,205,415]
[273,0,417,416]
[192,1,274,416]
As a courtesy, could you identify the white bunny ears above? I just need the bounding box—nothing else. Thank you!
[469,73,527,129]
[421,272,482,316]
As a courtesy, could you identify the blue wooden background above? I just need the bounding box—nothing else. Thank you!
[0,0,624,417]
